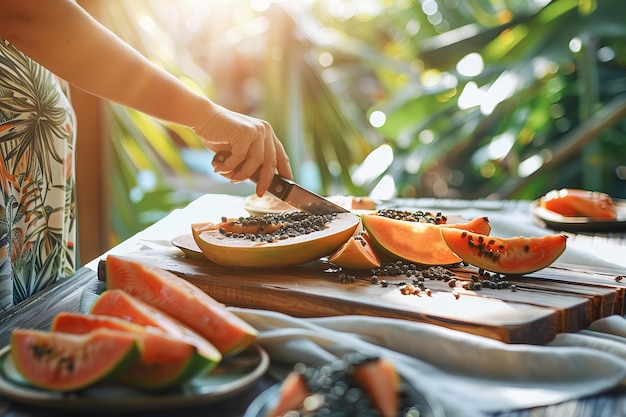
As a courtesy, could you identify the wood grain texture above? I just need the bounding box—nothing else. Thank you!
[97,248,624,345]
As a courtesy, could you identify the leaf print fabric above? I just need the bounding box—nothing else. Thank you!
[0,38,77,310]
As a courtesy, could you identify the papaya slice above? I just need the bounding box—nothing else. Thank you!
[51,312,215,390]
[105,255,257,356]
[191,212,360,268]
[328,232,381,269]
[362,214,491,265]
[540,188,617,219]
[90,289,222,366]
[11,328,139,392]
[354,357,400,417]
[440,228,568,275]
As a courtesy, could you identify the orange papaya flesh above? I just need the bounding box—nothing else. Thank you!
[267,353,400,417]
[192,212,360,268]
[90,289,222,366]
[540,189,617,219]
[328,232,381,270]
[11,328,139,392]
[354,358,401,417]
[105,255,257,356]
[440,228,568,275]
[51,312,214,390]
[362,214,491,265]
[266,371,310,417]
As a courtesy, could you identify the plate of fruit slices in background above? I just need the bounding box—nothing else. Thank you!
[530,199,626,232]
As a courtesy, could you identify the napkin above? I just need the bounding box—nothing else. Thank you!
[232,308,626,417]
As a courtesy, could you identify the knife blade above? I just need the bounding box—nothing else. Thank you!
[213,152,350,215]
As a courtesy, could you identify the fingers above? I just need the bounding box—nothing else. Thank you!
[199,107,292,194]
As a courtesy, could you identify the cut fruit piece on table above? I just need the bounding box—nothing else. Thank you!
[105,255,257,356]
[90,289,222,364]
[51,312,216,390]
[362,214,491,265]
[10,327,139,392]
[440,228,567,275]
[328,232,381,270]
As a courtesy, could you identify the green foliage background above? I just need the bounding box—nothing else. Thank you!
[101,0,626,243]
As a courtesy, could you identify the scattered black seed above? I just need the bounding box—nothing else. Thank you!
[616,275,623,282]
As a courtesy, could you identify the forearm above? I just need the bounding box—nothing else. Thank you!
[0,0,212,129]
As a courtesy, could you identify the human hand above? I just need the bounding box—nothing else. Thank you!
[195,105,292,197]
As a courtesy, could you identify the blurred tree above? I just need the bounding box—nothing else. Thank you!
[99,0,626,243]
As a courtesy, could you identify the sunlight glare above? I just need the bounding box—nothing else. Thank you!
[480,72,519,115]
[569,37,582,53]
[369,174,397,201]
[419,129,434,144]
[532,57,558,79]
[249,0,271,12]
[185,16,202,33]
[352,144,393,186]
[422,0,439,16]
[456,53,484,77]
[458,81,485,110]
[369,110,386,128]
[488,133,514,160]
[518,154,543,177]
[319,52,334,67]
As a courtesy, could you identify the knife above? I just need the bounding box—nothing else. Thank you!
[213,152,350,215]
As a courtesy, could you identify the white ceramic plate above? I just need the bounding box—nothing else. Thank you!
[530,199,626,232]
[0,342,269,412]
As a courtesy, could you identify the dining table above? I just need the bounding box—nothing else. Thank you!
[0,193,625,417]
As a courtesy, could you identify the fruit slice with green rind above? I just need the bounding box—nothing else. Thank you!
[191,212,360,268]
[90,289,222,367]
[440,229,567,275]
[362,215,491,265]
[51,312,216,390]
[105,255,258,356]
[10,327,139,392]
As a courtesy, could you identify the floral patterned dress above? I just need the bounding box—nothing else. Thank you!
[0,38,77,310]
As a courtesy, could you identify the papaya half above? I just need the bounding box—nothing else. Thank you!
[440,228,567,275]
[192,212,360,268]
[362,214,491,265]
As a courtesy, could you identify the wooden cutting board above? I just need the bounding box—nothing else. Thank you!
[98,239,625,346]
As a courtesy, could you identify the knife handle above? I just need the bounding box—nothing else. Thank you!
[214,151,293,198]
[213,151,261,183]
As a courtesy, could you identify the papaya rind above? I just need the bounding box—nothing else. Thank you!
[10,328,140,392]
[191,212,360,268]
